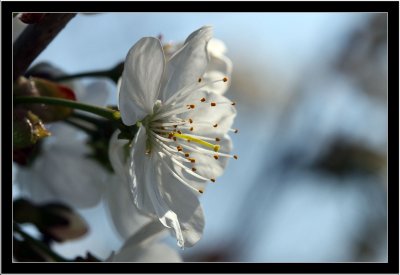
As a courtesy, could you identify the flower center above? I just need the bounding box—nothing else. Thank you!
[138,77,238,187]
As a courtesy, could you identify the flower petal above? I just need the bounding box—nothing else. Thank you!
[130,127,157,213]
[179,90,236,137]
[105,175,152,239]
[202,39,233,95]
[161,26,213,102]
[162,176,205,246]
[157,153,205,247]
[119,37,165,125]
[111,242,181,262]
[17,141,107,208]
[108,220,181,262]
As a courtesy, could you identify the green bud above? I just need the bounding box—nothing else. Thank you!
[13,108,51,149]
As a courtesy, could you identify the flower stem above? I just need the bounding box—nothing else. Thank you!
[13,223,69,262]
[14,96,121,122]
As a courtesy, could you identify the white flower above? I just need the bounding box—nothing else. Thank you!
[107,220,181,262]
[16,80,111,208]
[112,26,237,248]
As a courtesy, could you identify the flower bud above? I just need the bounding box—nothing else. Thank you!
[13,108,51,149]
[18,13,46,24]
[38,203,88,242]
[13,199,88,242]
[14,76,76,122]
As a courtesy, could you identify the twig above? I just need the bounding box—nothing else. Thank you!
[13,13,77,81]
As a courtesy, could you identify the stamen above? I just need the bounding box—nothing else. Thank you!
[198,189,204,194]
[215,137,220,142]
[231,102,236,106]
[223,77,228,82]
[198,78,202,83]
[189,118,193,124]
[210,178,216,183]
[200,98,206,102]
[213,124,218,128]
[192,167,197,172]
[234,155,238,160]
[173,133,220,152]
[185,153,190,157]
[214,155,219,160]
[177,146,183,152]
[188,158,196,163]
[190,127,194,131]
[211,102,216,107]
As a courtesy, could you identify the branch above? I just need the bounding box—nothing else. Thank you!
[13,13,77,81]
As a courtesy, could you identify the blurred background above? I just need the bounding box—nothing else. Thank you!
[13,12,387,262]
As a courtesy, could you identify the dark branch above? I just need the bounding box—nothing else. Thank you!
[13,13,77,81]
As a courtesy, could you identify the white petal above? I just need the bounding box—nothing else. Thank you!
[161,26,213,102]
[202,56,232,95]
[179,90,236,137]
[111,242,181,262]
[108,221,181,262]
[146,153,185,247]
[119,37,165,125]
[158,155,205,247]
[105,175,152,239]
[207,38,227,58]
[130,127,156,213]
[17,141,106,208]
[108,130,131,184]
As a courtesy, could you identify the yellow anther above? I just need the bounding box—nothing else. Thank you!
[172,133,220,152]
